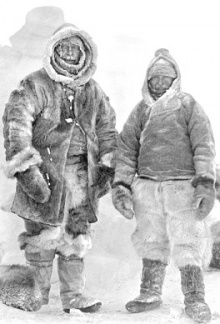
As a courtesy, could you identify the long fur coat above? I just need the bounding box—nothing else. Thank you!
[2,24,117,226]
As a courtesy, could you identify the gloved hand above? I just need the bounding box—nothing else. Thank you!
[192,177,216,220]
[15,165,51,203]
[92,163,115,198]
[111,183,134,219]
[92,164,115,187]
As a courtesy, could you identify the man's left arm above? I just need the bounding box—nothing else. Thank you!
[92,86,118,194]
[186,95,216,219]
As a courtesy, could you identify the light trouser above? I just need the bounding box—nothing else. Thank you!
[131,178,212,268]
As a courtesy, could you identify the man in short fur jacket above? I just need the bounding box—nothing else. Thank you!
[3,23,117,313]
[112,48,216,323]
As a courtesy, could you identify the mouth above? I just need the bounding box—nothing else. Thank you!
[64,58,78,64]
[151,89,167,95]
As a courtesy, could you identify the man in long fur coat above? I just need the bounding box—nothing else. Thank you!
[111,48,216,323]
[2,23,117,313]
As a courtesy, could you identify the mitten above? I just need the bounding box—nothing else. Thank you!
[65,206,90,239]
[192,177,216,220]
[92,163,115,198]
[15,165,51,203]
[111,182,134,219]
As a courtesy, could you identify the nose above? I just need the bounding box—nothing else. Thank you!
[155,77,163,89]
[67,45,74,55]
[155,77,168,90]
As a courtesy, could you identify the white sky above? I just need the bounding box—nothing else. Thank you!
[0,0,220,158]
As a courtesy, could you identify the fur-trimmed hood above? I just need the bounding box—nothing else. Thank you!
[141,48,181,106]
[43,23,97,87]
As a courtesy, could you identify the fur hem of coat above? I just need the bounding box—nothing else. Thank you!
[18,227,92,258]
[18,227,61,251]
[4,146,42,178]
[0,264,42,311]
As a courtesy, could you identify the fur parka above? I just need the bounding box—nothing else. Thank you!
[3,24,117,226]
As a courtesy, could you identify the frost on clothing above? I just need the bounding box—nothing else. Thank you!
[114,51,216,185]
[112,49,215,322]
[2,24,117,227]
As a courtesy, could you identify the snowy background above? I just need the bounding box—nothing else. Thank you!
[0,0,220,323]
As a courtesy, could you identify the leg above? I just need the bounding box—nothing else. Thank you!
[125,259,167,313]
[57,255,101,313]
[58,158,101,312]
[209,241,220,269]
[19,219,56,305]
[56,227,101,313]
[165,180,211,322]
[180,265,211,323]
[209,222,220,270]
[126,179,170,313]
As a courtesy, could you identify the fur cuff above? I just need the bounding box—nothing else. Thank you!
[57,232,92,258]
[4,147,42,179]
[111,181,131,191]
[191,176,214,188]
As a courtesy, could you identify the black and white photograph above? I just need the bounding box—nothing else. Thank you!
[0,1,220,323]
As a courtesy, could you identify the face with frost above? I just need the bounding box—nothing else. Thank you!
[55,37,81,64]
[148,75,175,100]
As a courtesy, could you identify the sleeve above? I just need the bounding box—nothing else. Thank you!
[184,94,216,182]
[113,103,144,186]
[95,87,118,168]
[2,76,43,178]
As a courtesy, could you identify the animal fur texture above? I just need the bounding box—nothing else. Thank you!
[0,264,42,311]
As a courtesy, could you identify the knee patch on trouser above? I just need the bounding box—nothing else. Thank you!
[0,264,42,311]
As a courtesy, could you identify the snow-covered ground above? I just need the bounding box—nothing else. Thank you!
[1,2,220,323]
[1,191,220,324]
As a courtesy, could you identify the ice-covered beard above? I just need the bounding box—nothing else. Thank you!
[53,50,80,76]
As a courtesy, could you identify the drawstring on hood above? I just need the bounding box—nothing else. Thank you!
[43,23,97,87]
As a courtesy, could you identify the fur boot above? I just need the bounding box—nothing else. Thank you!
[0,264,41,311]
[125,259,167,313]
[180,265,211,323]
[209,241,220,270]
[25,250,55,305]
[58,256,101,313]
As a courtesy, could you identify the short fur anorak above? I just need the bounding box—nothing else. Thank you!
[114,50,216,185]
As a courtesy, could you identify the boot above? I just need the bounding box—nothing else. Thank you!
[125,259,167,313]
[209,242,220,270]
[58,256,101,313]
[180,265,211,323]
[25,251,54,305]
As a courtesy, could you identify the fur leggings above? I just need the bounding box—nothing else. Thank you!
[131,178,212,268]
